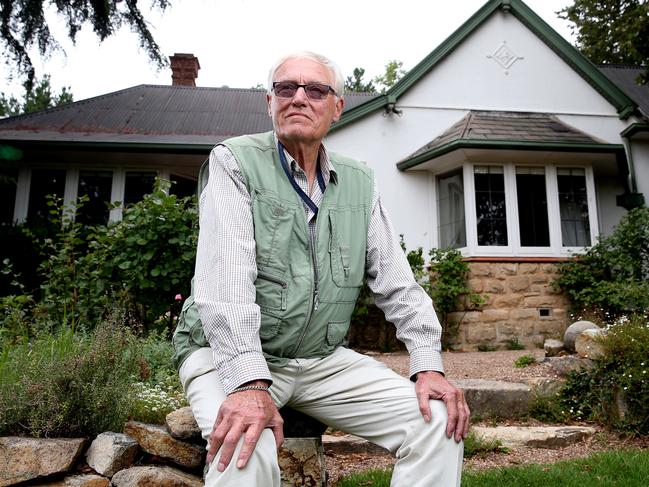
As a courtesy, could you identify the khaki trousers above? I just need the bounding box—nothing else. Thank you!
[179,347,463,487]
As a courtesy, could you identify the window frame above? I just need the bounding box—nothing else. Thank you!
[436,162,599,257]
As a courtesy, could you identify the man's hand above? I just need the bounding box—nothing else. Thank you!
[206,382,284,472]
[415,371,470,442]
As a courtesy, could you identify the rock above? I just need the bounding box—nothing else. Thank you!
[543,338,564,357]
[279,438,326,487]
[322,434,389,455]
[165,407,202,442]
[37,474,109,486]
[110,466,202,487]
[0,437,85,487]
[575,328,607,359]
[86,432,139,477]
[523,377,566,397]
[472,425,596,449]
[453,379,532,418]
[123,421,204,470]
[544,355,595,377]
[564,321,599,352]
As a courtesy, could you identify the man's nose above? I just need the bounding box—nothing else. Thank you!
[291,85,309,104]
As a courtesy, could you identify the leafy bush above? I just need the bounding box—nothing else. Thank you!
[88,180,198,326]
[429,248,485,346]
[561,314,649,434]
[0,317,141,437]
[4,179,198,331]
[554,207,649,318]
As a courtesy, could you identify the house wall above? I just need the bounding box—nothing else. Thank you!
[629,139,649,202]
[447,261,570,350]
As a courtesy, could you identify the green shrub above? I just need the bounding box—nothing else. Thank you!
[89,180,198,326]
[429,248,485,346]
[8,179,198,332]
[554,207,649,318]
[514,354,536,368]
[561,314,649,434]
[505,338,525,350]
[528,394,571,423]
[0,317,141,437]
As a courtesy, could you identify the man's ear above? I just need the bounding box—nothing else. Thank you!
[332,96,345,122]
[266,94,272,117]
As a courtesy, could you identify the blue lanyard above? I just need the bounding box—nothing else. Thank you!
[277,141,325,216]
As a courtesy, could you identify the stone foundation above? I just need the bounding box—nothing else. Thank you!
[448,262,570,350]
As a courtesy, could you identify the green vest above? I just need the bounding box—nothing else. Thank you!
[172,132,374,370]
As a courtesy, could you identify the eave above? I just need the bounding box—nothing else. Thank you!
[397,139,626,171]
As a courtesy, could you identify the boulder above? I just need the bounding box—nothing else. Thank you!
[0,437,85,487]
[453,379,532,418]
[37,474,109,486]
[472,425,596,449]
[563,321,599,352]
[544,355,595,377]
[123,421,204,470]
[86,432,139,477]
[543,339,564,357]
[523,377,566,397]
[110,466,202,487]
[575,328,607,360]
[279,438,326,487]
[165,407,201,442]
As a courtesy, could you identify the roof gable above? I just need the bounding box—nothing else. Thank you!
[333,0,638,131]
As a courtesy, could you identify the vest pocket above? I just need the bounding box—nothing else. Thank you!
[255,272,288,310]
[259,310,282,340]
[328,212,365,288]
[252,189,295,272]
[325,320,349,348]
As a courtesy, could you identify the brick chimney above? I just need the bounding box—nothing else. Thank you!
[170,53,200,86]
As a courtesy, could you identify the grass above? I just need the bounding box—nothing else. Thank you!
[334,449,649,486]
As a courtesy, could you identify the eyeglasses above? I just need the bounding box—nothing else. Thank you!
[272,81,336,101]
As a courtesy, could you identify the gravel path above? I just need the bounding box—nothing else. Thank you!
[371,349,556,382]
[325,349,648,485]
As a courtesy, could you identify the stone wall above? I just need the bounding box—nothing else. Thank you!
[448,262,570,350]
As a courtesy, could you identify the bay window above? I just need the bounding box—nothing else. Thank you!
[436,163,597,255]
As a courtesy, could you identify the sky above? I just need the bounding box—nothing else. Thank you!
[0,0,575,102]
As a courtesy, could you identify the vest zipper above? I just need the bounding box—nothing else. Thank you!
[294,220,320,355]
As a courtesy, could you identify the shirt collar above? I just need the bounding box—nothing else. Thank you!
[274,133,338,185]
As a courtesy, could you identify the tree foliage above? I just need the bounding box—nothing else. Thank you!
[559,0,649,84]
[0,74,72,117]
[373,60,407,93]
[344,61,407,94]
[345,67,376,93]
[0,0,171,90]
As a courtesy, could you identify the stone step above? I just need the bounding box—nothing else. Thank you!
[453,378,563,419]
[472,425,597,449]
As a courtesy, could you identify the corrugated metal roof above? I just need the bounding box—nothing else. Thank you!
[0,85,377,144]
[597,65,649,118]
[407,111,601,159]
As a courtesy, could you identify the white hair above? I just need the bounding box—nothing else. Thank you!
[267,50,345,98]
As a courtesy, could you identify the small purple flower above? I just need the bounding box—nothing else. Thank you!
[175,294,182,301]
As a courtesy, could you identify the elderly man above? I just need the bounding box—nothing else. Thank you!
[172,51,469,486]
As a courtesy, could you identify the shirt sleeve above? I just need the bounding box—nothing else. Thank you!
[365,182,445,379]
[193,145,272,394]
